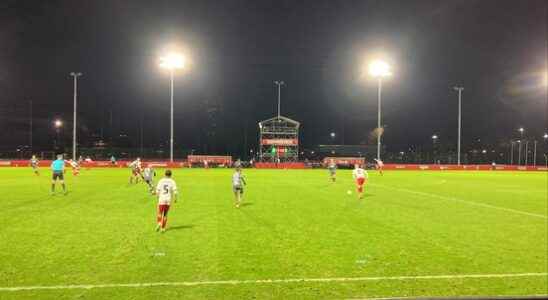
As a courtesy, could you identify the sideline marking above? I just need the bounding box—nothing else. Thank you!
[1,273,546,292]
[373,184,547,220]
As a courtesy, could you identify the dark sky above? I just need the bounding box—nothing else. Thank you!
[1,0,547,156]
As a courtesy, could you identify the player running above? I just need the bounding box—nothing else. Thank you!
[232,167,246,208]
[51,154,67,195]
[327,159,337,182]
[128,158,142,184]
[352,164,368,199]
[30,155,40,176]
[155,170,178,233]
[143,165,156,193]
[68,159,80,176]
[374,158,384,176]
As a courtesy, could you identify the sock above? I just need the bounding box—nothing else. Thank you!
[162,217,167,228]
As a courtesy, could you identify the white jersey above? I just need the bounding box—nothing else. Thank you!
[352,168,368,179]
[156,178,178,205]
[143,167,153,180]
[232,172,245,187]
[129,160,141,170]
[374,159,384,167]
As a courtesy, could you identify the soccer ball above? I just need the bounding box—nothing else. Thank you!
[347,190,352,195]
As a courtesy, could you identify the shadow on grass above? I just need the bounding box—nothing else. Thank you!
[240,202,253,207]
[169,225,195,231]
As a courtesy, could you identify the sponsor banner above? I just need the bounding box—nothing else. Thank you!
[261,139,298,146]
[323,157,365,166]
[0,161,11,166]
[255,162,305,169]
[188,155,232,164]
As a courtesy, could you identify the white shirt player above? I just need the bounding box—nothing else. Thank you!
[352,167,368,179]
[156,178,178,205]
[143,167,153,180]
[232,171,245,187]
[129,160,141,170]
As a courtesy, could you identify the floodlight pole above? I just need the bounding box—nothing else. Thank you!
[275,81,284,118]
[533,140,537,166]
[170,69,174,162]
[376,78,382,160]
[454,87,464,165]
[70,72,82,161]
[525,140,529,166]
[510,141,514,165]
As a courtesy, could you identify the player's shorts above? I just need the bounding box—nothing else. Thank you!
[31,164,38,169]
[356,177,365,186]
[52,171,64,180]
[132,169,141,176]
[328,168,336,175]
[144,178,153,184]
[233,185,244,194]
[158,204,170,215]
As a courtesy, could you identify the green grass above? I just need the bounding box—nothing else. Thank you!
[0,168,546,299]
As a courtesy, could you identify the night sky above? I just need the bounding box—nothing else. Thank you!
[1,0,546,157]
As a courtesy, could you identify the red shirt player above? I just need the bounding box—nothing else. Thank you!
[352,164,368,199]
[69,160,80,176]
[374,158,384,176]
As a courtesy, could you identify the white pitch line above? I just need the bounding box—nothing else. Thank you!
[372,184,548,220]
[1,273,546,292]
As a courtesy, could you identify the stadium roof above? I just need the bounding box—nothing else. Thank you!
[258,116,300,128]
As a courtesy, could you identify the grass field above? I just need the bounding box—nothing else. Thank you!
[0,167,546,299]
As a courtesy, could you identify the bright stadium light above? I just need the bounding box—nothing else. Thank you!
[330,132,336,138]
[518,127,524,133]
[543,133,548,139]
[159,51,186,162]
[368,60,392,78]
[54,119,63,128]
[432,134,438,140]
[159,53,185,70]
[368,59,392,161]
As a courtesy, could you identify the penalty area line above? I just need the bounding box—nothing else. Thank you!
[1,273,547,292]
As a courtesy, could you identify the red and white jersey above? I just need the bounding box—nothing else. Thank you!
[375,159,384,167]
[352,168,368,179]
[156,178,178,205]
[129,160,142,170]
[69,160,79,168]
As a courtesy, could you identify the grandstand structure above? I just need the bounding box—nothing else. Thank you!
[258,116,300,162]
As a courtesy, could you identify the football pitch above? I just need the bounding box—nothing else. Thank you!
[0,168,546,299]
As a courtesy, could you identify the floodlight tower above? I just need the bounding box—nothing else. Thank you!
[518,127,524,165]
[369,60,391,160]
[159,53,185,162]
[274,81,284,118]
[54,119,63,151]
[454,87,464,165]
[70,72,82,161]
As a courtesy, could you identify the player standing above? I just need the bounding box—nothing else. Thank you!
[232,167,246,208]
[128,158,142,184]
[352,164,368,199]
[374,158,384,176]
[51,154,67,195]
[327,159,337,182]
[143,165,156,193]
[30,155,40,176]
[69,159,80,176]
[155,170,178,232]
